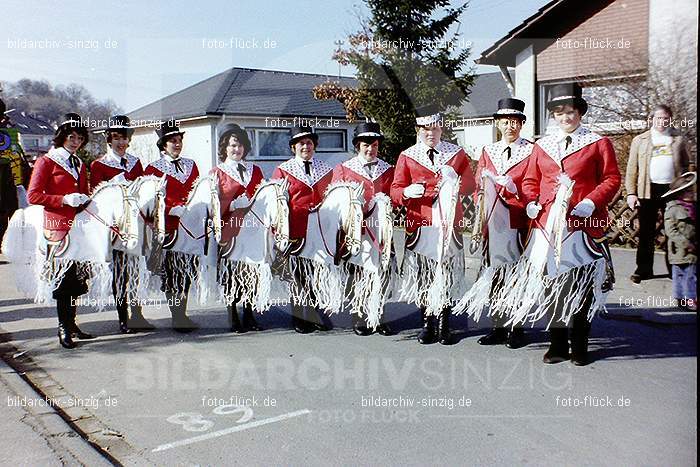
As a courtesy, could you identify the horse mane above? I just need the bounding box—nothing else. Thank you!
[323,180,363,198]
[250,179,283,201]
[90,178,127,197]
[371,192,391,204]
[185,175,214,204]
[129,174,162,192]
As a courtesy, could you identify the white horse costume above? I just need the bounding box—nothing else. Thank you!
[217,179,290,313]
[111,175,167,305]
[393,169,469,315]
[454,172,525,321]
[158,174,221,305]
[495,174,611,328]
[285,182,365,313]
[1,180,139,307]
[340,192,395,329]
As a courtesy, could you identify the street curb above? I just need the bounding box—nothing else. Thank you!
[0,333,154,466]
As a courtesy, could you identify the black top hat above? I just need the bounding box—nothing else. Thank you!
[415,104,443,126]
[216,122,251,155]
[156,120,185,148]
[546,83,588,115]
[493,98,526,120]
[56,112,87,135]
[289,126,318,146]
[352,121,384,146]
[662,171,697,199]
[107,115,134,136]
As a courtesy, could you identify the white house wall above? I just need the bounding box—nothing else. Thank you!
[515,45,536,139]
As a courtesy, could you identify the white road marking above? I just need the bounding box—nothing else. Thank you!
[152,409,312,452]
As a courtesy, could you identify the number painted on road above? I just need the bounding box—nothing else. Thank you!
[167,405,254,433]
[212,403,254,423]
[166,412,215,432]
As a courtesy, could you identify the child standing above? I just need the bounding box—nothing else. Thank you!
[663,172,697,311]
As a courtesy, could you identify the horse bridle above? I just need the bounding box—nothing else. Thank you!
[118,184,140,246]
[242,182,290,248]
[329,184,363,256]
[82,183,138,245]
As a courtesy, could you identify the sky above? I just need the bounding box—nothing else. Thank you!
[2,0,551,112]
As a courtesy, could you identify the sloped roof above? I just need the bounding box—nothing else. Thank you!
[7,111,54,135]
[128,67,357,123]
[478,0,615,66]
[456,72,513,119]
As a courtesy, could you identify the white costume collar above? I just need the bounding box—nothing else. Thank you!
[343,155,391,181]
[279,157,332,187]
[536,125,602,166]
[46,146,81,179]
[484,137,533,175]
[147,153,195,183]
[96,148,140,172]
[402,140,462,172]
[219,159,254,187]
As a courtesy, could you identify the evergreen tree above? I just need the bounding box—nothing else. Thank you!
[314,0,475,163]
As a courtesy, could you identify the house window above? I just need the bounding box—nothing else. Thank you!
[249,128,290,160]
[248,127,348,159]
[538,82,560,137]
[316,129,346,152]
[25,137,40,148]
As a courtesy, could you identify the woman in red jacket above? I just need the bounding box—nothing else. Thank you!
[144,121,200,332]
[90,115,152,334]
[213,123,264,333]
[27,113,94,349]
[331,122,395,336]
[517,83,621,366]
[271,126,333,333]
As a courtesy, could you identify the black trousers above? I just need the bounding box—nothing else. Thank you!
[635,183,670,277]
[160,251,196,297]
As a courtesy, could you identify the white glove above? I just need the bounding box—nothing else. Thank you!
[571,198,596,218]
[229,195,249,210]
[493,174,517,194]
[62,193,89,207]
[626,194,639,210]
[526,202,542,219]
[169,205,186,217]
[403,183,425,199]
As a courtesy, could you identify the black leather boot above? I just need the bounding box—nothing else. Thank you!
[57,300,76,349]
[228,305,245,333]
[417,307,437,344]
[128,305,155,331]
[117,300,130,334]
[307,306,330,332]
[352,313,371,336]
[437,309,453,345]
[505,327,526,349]
[169,295,198,333]
[292,304,311,334]
[69,303,95,340]
[242,305,262,331]
[478,327,506,345]
[376,319,395,336]
[570,314,592,366]
[543,327,569,364]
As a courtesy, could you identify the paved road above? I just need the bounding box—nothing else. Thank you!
[0,249,696,466]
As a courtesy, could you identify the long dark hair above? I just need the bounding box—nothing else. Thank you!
[217,126,251,162]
